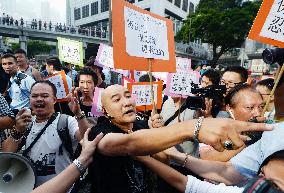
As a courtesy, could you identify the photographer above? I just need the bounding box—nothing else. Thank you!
[255,78,275,120]
[194,69,222,118]
[199,84,265,162]
[217,66,249,118]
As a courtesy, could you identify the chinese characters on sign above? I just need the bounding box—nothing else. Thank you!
[96,44,114,69]
[46,71,69,101]
[260,0,284,42]
[176,57,192,71]
[124,6,169,60]
[131,84,158,106]
[127,81,163,111]
[166,70,200,98]
[57,37,83,66]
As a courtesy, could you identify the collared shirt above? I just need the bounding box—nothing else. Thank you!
[230,122,284,178]
[8,71,35,110]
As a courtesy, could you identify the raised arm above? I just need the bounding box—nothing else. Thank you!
[30,129,103,193]
[97,118,272,156]
[165,147,246,185]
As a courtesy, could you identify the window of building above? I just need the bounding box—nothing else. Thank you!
[91,2,99,15]
[189,2,194,13]
[101,0,109,12]
[182,0,188,12]
[82,5,89,18]
[74,8,81,20]
[174,0,181,7]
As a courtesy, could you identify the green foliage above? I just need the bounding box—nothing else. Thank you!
[176,0,261,66]
[11,40,55,58]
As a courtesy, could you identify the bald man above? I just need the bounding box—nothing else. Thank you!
[67,85,272,193]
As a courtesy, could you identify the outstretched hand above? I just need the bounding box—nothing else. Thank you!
[77,128,104,168]
[198,118,274,152]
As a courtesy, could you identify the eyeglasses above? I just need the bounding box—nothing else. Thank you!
[220,79,242,88]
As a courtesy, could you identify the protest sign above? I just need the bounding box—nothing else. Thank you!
[165,70,200,98]
[112,0,176,72]
[176,57,192,71]
[45,70,69,102]
[249,0,284,47]
[57,37,84,66]
[95,43,114,69]
[91,87,104,116]
[127,81,163,111]
[95,43,129,76]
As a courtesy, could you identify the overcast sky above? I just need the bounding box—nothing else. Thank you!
[0,0,66,23]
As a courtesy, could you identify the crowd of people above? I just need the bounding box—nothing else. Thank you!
[0,13,108,38]
[0,48,283,193]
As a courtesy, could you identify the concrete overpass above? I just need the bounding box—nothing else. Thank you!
[0,20,209,63]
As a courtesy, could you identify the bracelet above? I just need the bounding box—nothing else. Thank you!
[193,116,204,144]
[182,153,189,167]
[73,159,87,175]
[75,111,86,121]
[9,126,25,141]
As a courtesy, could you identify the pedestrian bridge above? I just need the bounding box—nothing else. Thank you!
[0,21,209,62]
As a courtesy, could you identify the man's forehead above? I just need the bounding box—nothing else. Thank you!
[104,85,130,98]
[223,71,241,81]
[32,83,53,93]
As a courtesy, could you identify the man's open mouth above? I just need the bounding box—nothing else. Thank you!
[124,109,135,115]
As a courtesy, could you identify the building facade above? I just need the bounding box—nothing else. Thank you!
[66,0,196,35]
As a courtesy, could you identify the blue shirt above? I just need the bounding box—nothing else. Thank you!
[230,122,284,178]
[8,71,35,110]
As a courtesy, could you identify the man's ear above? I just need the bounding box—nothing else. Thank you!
[270,95,275,102]
[52,96,57,105]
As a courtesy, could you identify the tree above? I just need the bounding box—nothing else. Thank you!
[11,40,55,58]
[176,0,261,66]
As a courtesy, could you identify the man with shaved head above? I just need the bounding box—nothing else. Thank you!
[68,84,271,193]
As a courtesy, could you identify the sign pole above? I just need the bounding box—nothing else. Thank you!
[262,64,284,115]
[148,58,157,114]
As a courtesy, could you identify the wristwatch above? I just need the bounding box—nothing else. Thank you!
[73,159,86,175]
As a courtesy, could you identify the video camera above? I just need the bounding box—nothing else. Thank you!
[262,48,284,65]
[185,84,226,115]
[243,177,283,193]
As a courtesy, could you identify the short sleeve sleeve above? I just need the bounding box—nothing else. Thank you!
[229,140,261,178]
[67,116,79,141]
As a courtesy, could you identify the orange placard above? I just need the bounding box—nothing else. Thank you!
[112,0,176,72]
[248,0,284,48]
[127,81,163,111]
[45,70,69,102]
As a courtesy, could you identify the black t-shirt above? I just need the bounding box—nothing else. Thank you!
[88,117,153,193]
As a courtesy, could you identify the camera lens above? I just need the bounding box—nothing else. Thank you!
[262,48,274,64]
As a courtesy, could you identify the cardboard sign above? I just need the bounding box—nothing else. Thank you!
[96,43,114,69]
[91,87,104,116]
[95,43,129,76]
[127,81,163,111]
[112,0,176,72]
[249,0,284,47]
[46,71,69,102]
[165,70,200,98]
[176,57,192,71]
[57,37,84,66]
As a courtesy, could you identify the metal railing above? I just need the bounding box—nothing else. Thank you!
[0,17,109,39]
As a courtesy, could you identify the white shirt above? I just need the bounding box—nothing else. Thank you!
[185,175,243,193]
[24,114,78,187]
